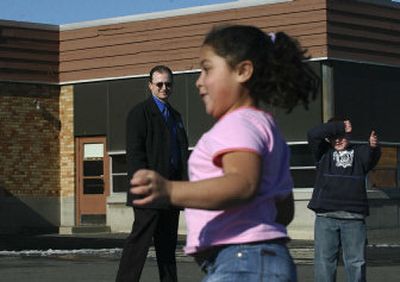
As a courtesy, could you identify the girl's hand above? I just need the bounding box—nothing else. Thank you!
[130,169,171,206]
[369,130,378,148]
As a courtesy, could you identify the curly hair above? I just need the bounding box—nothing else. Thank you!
[202,25,319,112]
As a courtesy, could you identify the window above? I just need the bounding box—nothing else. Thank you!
[289,143,316,189]
[110,154,128,193]
[82,143,105,195]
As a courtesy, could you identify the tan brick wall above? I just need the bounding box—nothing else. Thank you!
[59,85,75,197]
[0,82,61,197]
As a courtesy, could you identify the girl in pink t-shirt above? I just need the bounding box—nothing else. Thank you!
[130,25,318,281]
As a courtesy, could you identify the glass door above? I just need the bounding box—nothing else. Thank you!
[75,137,109,225]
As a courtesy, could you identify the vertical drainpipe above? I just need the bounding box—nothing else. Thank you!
[321,61,335,122]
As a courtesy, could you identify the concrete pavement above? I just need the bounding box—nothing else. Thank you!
[1,232,400,281]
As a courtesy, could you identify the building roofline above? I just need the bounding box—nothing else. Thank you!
[0,19,59,30]
[59,0,291,31]
[0,1,290,31]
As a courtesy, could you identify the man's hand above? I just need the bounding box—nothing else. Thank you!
[369,130,378,148]
[344,120,352,133]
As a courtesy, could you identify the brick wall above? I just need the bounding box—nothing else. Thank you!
[0,82,61,197]
[59,85,75,198]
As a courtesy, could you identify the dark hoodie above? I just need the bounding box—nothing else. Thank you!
[307,121,381,216]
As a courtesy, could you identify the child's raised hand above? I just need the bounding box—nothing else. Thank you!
[369,130,378,148]
[130,169,170,206]
[344,120,352,133]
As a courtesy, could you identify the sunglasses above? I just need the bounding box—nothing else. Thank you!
[153,82,172,89]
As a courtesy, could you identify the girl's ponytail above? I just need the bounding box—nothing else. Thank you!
[264,32,319,112]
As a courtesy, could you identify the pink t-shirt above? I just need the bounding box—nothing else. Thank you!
[184,107,293,255]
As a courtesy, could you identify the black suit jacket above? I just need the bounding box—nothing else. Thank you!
[125,96,189,209]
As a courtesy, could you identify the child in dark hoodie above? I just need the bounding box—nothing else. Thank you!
[307,119,381,282]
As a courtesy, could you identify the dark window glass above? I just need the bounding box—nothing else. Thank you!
[75,62,321,148]
[291,169,316,188]
[74,82,107,136]
[108,78,148,151]
[112,175,129,193]
[289,144,315,167]
[334,61,400,142]
[83,179,104,194]
[83,160,103,176]
[112,155,127,174]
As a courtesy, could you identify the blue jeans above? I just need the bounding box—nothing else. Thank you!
[314,216,367,282]
[201,242,297,282]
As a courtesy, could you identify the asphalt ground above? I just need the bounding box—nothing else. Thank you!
[1,232,400,282]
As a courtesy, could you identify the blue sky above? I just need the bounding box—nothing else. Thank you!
[0,0,234,25]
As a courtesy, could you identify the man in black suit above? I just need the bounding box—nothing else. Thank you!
[116,65,189,282]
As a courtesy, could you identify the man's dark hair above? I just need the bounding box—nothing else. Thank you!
[149,65,173,82]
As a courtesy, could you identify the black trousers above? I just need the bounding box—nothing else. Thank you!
[116,207,180,282]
